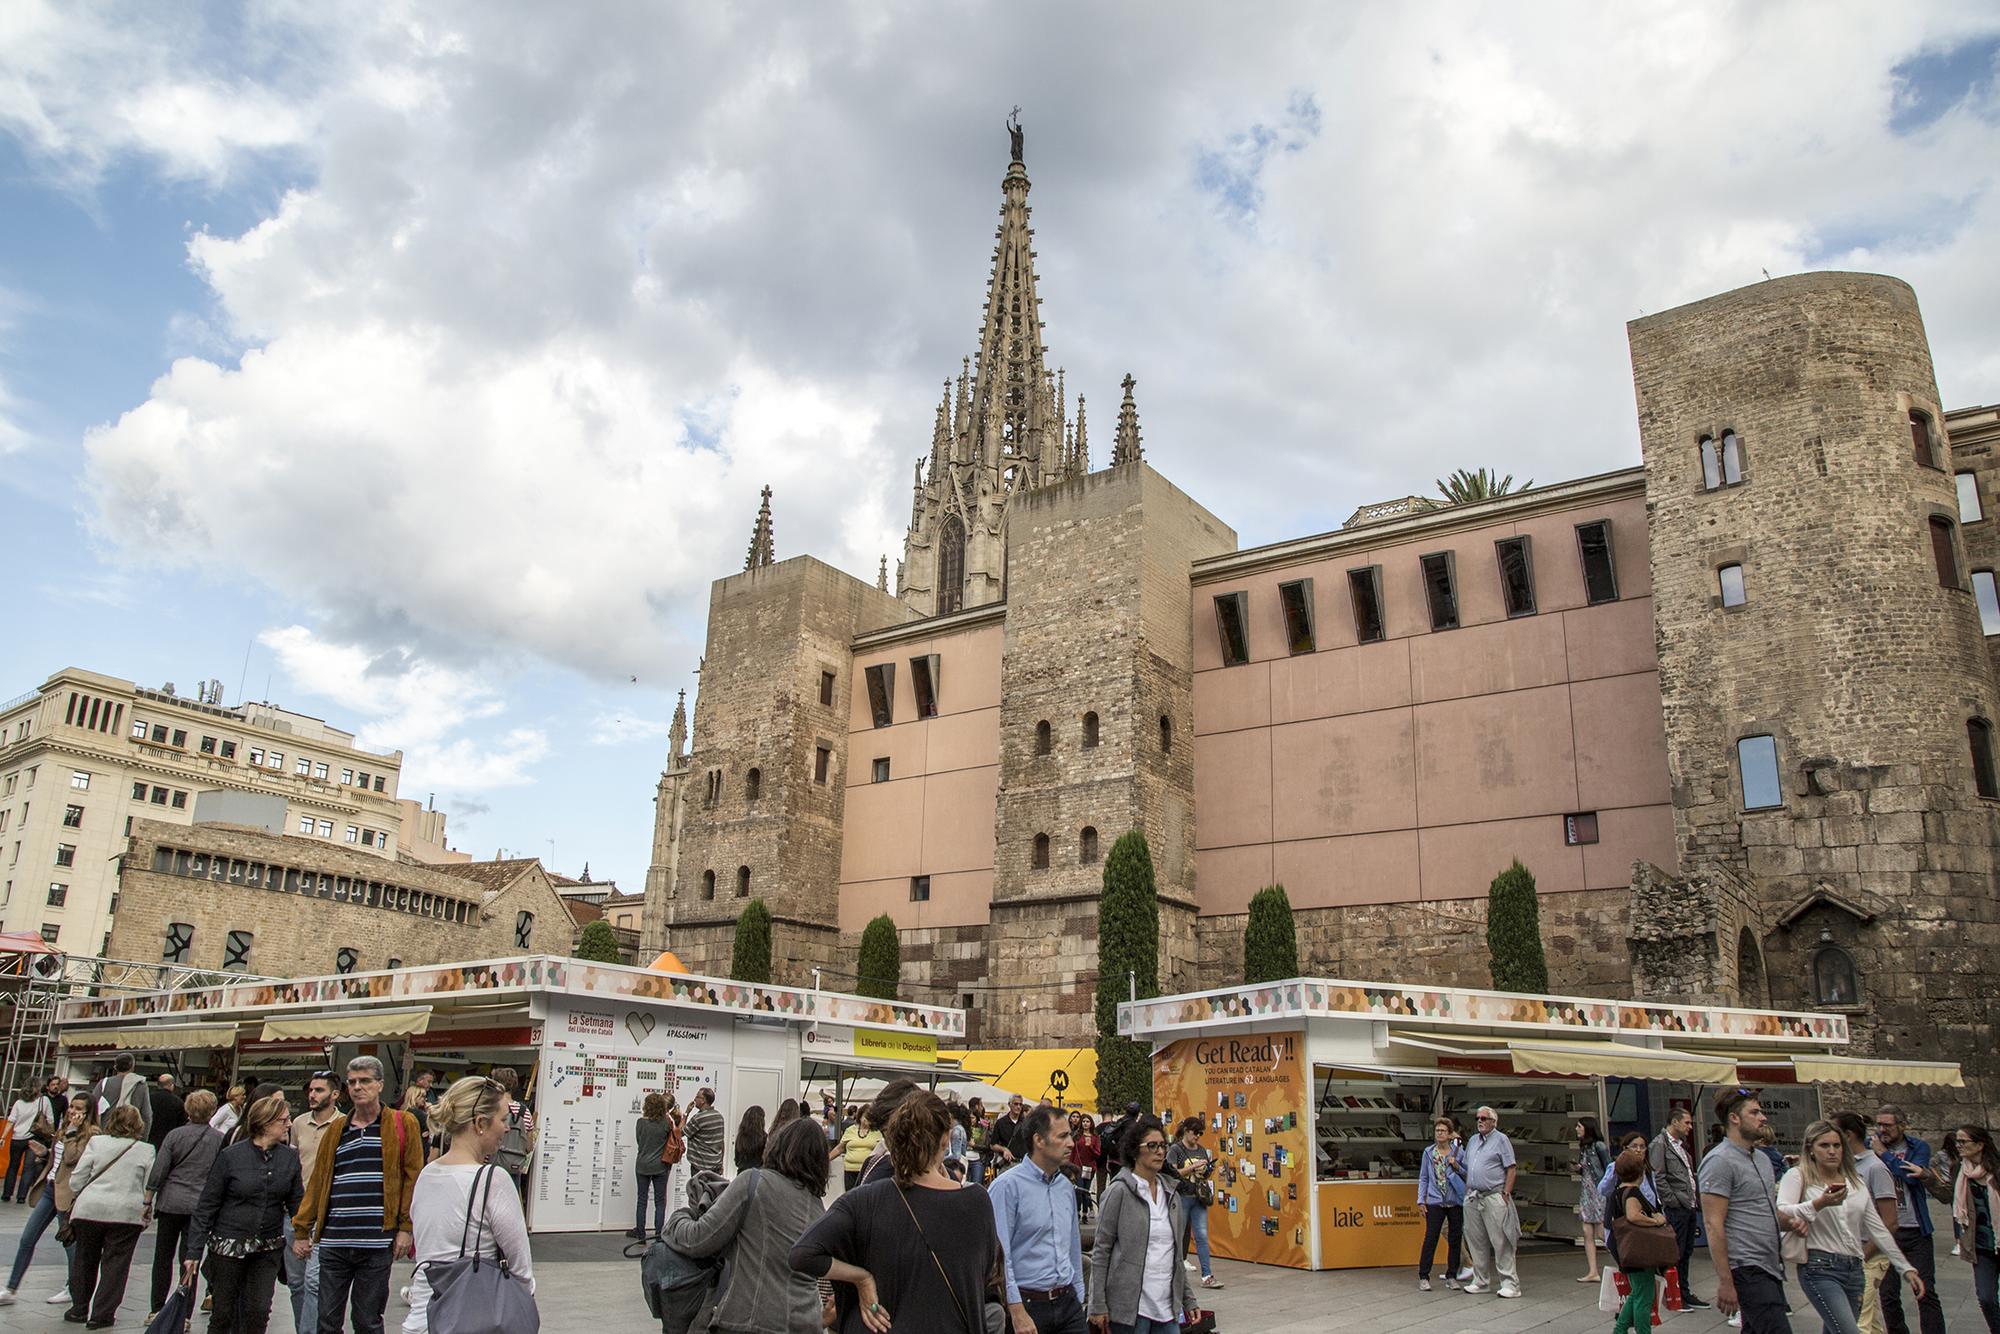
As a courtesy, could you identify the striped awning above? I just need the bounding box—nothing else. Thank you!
[1788,1055,1964,1088]
[1510,1040,1738,1083]
[260,1007,431,1042]
[61,1025,237,1051]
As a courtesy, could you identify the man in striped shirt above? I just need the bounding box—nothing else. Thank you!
[292,1057,423,1334]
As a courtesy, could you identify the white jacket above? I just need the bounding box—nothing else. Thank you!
[67,1133,157,1225]
[1776,1167,1913,1272]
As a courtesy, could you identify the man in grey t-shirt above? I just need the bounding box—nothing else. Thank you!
[1699,1089,1793,1334]
[1461,1106,1520,1298]
[1834,1111,1899,1334]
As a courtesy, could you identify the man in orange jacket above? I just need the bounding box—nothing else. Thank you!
[291,1057,423,1334]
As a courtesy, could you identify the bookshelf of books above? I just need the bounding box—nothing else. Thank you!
[1439,1080,1602,1244]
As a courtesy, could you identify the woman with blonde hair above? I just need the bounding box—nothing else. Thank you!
[65,1103,157,1327]
[1776,1117,1923,1334]
[183,1091,301,1333]
[210,1085,247,1139]
[403,1077,535,1333]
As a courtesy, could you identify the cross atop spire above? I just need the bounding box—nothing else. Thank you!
[745,485,775,570]
[1111,374,1143,467]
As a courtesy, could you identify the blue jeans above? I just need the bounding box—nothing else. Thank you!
[1184,1201,1212,1278]
[635,1171,668,1235]
[1111,1320,1181,1334]
[6,1190,69,1291]
[2,1144,41,1202]
[1971,1247,1999,1334]
[1798,1250,1865,1334]
[283,1223,319,1334]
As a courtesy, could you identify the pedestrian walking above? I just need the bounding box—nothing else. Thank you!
[685,1087,725,1178]
[1069,1113,1101,1215]
[1610,1154,1673,1334]
[985,1096,1029,1175]
[148,1074,188,1151]
[185,1091,305,1334]
[1872,1105,1946,1334]
[1650,1105,1711,1309]
[403,1077,536,1333]
[1576,1117,1612,1283]
[990,1105,1088,1334]
[1699,1088,1791,1334]
[1462,1105,1521,1299]
[945,1103,972,1183]
[143,1087,223,1320]
[831,1109,880,1194]
[91,1055,155,1143]
[1950,1124,2000,1334]
[1166,1117,1223,1291]
[212,1085,248,1139]
[735,1105,768,1172]
[1088,1114,1197,1334]
[488,1067,535,1199]
[5,1080,49,1203]
[856,1082,924,1188]
[64,1103,156,1329]
[291,1056,423,1334]
[1832,1110,1901,1334]
[629,1092,673,1241]
[1416,1116,1466,1291]
[0,1092,96,1309]
[1777,1118,1923,1334]
[667,1117,828,1334]
[287,1071,342,1333]
[791,1091,998,1334]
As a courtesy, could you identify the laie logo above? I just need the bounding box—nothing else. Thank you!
[1372,1206,1395,1220]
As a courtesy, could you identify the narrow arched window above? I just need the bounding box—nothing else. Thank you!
[1699,436,1721,490]
[937,514,967,615]
[1812,945,1858,1006]
[1080,827,1099,864]
[1720,430,1743,484]
[737,865,751,898]
[1032,833,1050,869]
[1035,720,1052,755]
[1082,711,1099,749]
[1160,715,1172,753]
[1971,718,1998,799]
[745,767,761,801]
[701,869,716,901]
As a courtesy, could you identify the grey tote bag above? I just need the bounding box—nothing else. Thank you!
[423,1162,540,1334]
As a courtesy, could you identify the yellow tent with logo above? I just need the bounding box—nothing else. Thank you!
[953,1047,1098,1113]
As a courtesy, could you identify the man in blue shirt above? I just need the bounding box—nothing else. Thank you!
[1462,1105,1521,1299]
[1873,1105,1945,1334]
[989,1106,1086,1334]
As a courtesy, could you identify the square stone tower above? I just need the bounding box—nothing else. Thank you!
[985,462,1235,1044]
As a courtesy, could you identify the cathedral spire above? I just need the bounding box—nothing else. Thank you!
[1111,374,1143,468]
[968,111,1053,487]
[877,554,889,592]
[668,689,687,764]
[745,485,775,569]
[931,382,951,474]
[1073,395,1089,474]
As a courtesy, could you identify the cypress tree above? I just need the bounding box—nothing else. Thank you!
[856,914,901,999]
[1095,830,1160,1115]
[573,919,621,963]
[731,898,773,983]
[1486,859,1551,993]
[1243,884,1298,983]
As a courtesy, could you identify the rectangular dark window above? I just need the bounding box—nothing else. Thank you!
[1419,552,1459,630]
[910,875,930,902]
[1495,537,1536,617]
[1576,521,1619,604]
[1563,812,1599,846]
[814,745,831,785]
[1213,591,1250,666]
[910,654,940,719]
[872,757,890,783]
[1971,720,1999,800]
[1346,567,1385,643]
[200,735,216,755]
[864,663,895,728]
[170,729,186,748]
[1277,579,1316,654]
[1931,516,1960,588]
[219,741,236,759]
[151,724,168,743]
[1911,409,1936,468]
[819,670,836,706]
[63,805,83,828]
[1738,735,1783,810]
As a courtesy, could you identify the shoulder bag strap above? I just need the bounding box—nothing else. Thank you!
[894,1186,976,1334]
[460,1161,499,1263]
[74,1138,137,1204]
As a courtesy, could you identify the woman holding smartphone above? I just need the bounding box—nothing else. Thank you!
[1777,1118,1924,1334]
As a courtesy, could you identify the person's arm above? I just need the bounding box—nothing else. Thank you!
[184,1145,231,1265]
[67,1138,105,1197]
[394,1112,424,1234]
[1502,1140,1517,1199]
[292,1119,337,1249]
[483,1167,535,1291]
[145,1129,180,1196]
[1087,1184,1121,1319]
[1701,1192,1737,1314]
[790,1191,887,1331]
[988,1172,1026,1308]
[1624,1190,1665,1226]
[665,1171,755,1258]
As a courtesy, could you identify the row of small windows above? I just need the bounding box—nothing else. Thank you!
[1736,723,1998,809]
[1214,520,1620,665]
[131,780,190,808]
[128,718,391,792]
[697,866,753,900]
[147,844,475,921]
[862,655,942,728]
[1031,827,1100,869]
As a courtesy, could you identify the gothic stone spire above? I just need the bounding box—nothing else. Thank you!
[745,485,775,570]
[969,115,1057,490]
[668,688,687,764]
[1111,373,1143,467]
[877,554,889,592]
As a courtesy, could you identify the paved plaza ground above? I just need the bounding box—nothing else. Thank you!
[0,1201,1989,1333]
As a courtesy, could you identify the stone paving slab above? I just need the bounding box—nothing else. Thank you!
[1,1204,1988,1333]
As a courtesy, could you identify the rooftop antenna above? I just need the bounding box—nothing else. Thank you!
[235,640,253,705]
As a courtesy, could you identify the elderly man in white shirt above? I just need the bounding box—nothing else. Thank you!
[1462,1105,1521,1299]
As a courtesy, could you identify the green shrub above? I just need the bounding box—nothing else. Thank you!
[1243,884,1298,983]
[731,898,773,983]
[573,919,621,963]
[1095,830,1160,1114]
[856,914,901,999]
[1487,859,1550,993]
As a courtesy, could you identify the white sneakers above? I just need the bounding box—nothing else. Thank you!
[1498,1283,1521,1299]
[1462,1279,1521,1299]
[1463,1281,1490,1294]
[47,1286,72,1304]
[1418,1279,1432,1291]
[0,1287,15,1306]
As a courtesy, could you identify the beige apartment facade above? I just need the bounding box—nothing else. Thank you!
[0,668,405,957]
[644,131,1999,1127]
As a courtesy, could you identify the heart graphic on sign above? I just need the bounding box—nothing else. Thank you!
[625,1012,656,1045]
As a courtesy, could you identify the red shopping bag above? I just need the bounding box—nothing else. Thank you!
[1661,1265,1683,1312]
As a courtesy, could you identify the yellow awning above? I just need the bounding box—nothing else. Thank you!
[957,1047,1098,1112]
[61,1026,237,1051]
[1511,1040,1737,1083]
[1790,1055,1964,1088]
[261,1008,431,1042]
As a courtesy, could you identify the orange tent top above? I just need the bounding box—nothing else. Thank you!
[647,950,689,974]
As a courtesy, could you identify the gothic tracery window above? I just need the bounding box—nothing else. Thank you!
[937,514,966,615]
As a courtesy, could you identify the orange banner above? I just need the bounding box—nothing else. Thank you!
[1315,1181,1426,1269]
[1152,1031,1310,1268]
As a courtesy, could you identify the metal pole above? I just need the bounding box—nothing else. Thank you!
[1129,970,1136,1004]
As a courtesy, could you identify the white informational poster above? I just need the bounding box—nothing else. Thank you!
[533,997,734,1232]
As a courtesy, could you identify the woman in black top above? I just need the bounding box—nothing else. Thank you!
[790,1092,997,1334]
[184,1092,303,1334]
[735,1105,768,1172]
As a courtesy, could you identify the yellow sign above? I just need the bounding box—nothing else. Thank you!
[855,1027,938,1064]
[1314,1181,1426,1269]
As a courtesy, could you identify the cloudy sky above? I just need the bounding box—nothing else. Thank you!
[4,2,1998,890]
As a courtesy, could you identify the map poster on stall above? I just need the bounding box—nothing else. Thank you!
[1152,1030,1311,1269]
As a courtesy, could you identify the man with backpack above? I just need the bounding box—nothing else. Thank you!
[490,1067,536,1199]
[91,1055,153,1142]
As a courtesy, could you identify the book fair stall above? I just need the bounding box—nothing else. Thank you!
[1121,977,1963,1272]
[50,953,963,1232]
